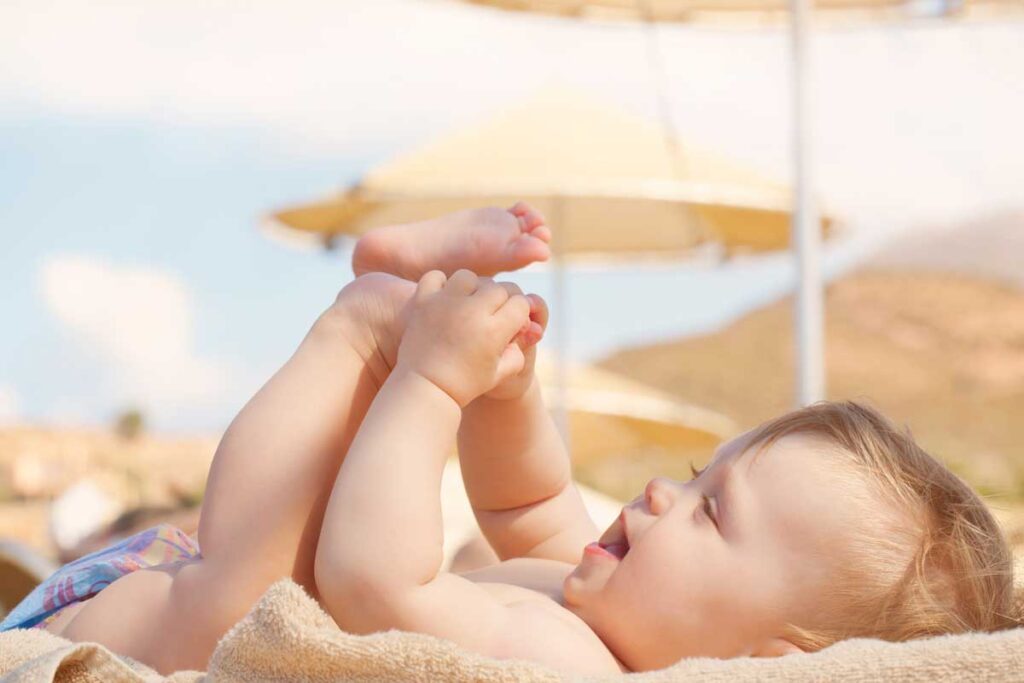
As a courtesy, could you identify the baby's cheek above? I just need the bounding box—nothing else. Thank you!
[622,545,683,596]
[612,551,709,645]
[639,539,713,600]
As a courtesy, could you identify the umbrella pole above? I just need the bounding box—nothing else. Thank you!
[790,0,825,407]
[551,196,571,450]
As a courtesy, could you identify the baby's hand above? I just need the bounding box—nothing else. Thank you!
[396,269,532,407]
[484,290,547,401]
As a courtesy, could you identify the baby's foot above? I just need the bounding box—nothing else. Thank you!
[327,272,416,387]
[352,202,551,280]
[327,271,543,390]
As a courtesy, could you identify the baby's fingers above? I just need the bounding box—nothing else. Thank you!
[476,279,512,312]
[510,293,547,348]
[517,321,544,348]
[495,343,526,386]
[494,294,531,340]
[415,270,447,300]
[445,269,479,296]
[526,294,549,333]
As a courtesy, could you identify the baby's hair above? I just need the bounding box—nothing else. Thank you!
[743,400,1018,650]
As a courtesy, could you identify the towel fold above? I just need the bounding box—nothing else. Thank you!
[3,578,1023,682]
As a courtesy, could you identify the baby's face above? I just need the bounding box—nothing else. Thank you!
[564,432,868,670]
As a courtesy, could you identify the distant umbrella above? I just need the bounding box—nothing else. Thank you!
[535,356,736,463]
[268,89,831,258]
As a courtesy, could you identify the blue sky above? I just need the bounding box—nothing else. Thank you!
[0,1,1021,432]
[0,114,362,428]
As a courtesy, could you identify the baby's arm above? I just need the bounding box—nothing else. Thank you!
[458,293,598,565]
[315,272,527,642]
[313,274,528,634]
[459,383,599,565]
[315,272,622,674]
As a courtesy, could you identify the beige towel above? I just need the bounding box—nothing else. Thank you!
[3,579,1023,682]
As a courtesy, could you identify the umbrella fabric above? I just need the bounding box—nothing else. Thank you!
[269,89,832,258]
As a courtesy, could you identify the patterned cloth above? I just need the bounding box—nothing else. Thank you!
[0,523,200,632]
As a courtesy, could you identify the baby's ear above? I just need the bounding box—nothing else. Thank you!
[750,637,805,658]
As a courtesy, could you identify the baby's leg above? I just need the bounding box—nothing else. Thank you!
[58,204,546,673]
[197,273,414,597]
[59,273,415,674]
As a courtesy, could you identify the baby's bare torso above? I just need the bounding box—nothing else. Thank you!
[456,557,624,673]
[45,557,623,675]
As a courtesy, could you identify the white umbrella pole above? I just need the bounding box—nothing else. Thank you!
[790,0,825,407]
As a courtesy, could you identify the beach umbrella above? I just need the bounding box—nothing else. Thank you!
[535,357,736,463]
[440,361,732,568]
[266,89,833,439]
[453,0,969,409]
[268,88,830,258]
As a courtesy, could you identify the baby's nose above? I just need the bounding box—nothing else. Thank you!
[644,477,680,515]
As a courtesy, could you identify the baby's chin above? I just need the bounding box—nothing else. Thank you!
[562,549,619,609]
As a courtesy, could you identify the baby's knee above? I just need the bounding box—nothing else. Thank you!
[335,272,379,300]
[333,272,402,305]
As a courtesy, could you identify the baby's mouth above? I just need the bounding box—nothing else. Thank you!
[598,541,629,559]
[591,511,631,560]
[584,540,629,561]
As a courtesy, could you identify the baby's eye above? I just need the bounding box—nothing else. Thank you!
[701,494,719,530]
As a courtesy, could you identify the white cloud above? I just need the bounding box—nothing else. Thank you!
[0,0,560,153]
[0,385,21,425]
[1,0,1021,232]
[38,255,231,419]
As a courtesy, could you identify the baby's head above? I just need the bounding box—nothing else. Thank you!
[564,401,1017,671]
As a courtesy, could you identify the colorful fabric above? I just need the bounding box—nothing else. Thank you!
[0,523,200,632]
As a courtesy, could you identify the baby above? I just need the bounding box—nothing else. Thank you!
[3,203,1016,676]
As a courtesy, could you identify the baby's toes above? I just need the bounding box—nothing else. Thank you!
[509,200,531,218]
[529,224,552,244]
[510,202,547,231]
[504,234,550,268]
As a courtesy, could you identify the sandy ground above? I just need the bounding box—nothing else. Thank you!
[0,427,216,560]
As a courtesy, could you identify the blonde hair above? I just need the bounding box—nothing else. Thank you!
[744,401,1018,650]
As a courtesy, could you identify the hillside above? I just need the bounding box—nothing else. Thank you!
[600,269,1024,499]
[870,210,1024,288]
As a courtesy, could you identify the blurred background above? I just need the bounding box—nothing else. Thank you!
[1,0,1022,610]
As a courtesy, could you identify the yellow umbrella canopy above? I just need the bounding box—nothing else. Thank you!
[268,89,832,258]
[535,357,736,463]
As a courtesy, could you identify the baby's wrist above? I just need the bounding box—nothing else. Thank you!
[480,372,538,403]
[388,363,465,410]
